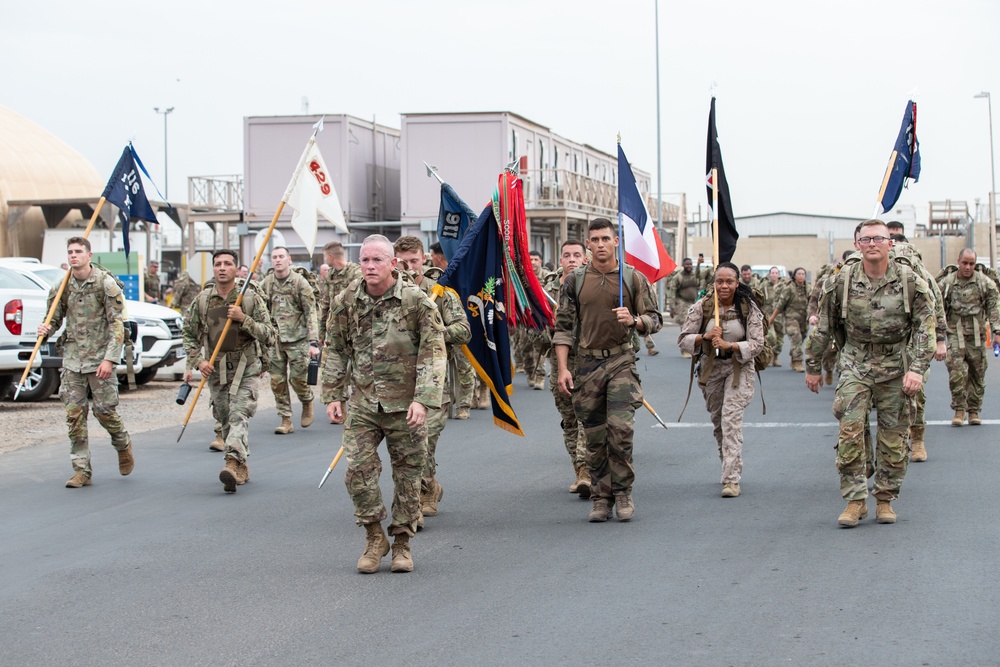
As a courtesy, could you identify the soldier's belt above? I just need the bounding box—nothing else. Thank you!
[855,340,905,355]
[578,343,632,358]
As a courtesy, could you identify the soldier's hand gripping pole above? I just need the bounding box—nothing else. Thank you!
[643,399,669,430]
[318,446,345,489]
[15,197,108,401]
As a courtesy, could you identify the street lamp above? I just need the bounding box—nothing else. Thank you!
[974,92,995,268]
[153,106,175,199]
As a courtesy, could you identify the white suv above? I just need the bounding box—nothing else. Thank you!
[2,260,186,384]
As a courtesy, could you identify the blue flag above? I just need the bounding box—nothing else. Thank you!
[101,145,158,257]
[432,205,522,436]
[878,100,920,215]
[436,183,478,261]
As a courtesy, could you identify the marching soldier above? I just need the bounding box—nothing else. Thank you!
[393,236,471,522]
[761,267,785,366]
[144,260,162,304]
[182,250,275,493]
[259,246,320,434]
[37,236,134,488]
[771,267,809,372]
[938,248,1000,427]
[554,218,662,523]
[666,256,703,329]
[805,220,934,527]
[807,252,853,385]
[318,241,362,345]
[171,270,200,314]
[323,235,446,574]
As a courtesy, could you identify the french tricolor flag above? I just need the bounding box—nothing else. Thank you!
[618,144,676,283]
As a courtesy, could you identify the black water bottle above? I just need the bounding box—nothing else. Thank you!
[176,382,192,405]
[308,351,321,386]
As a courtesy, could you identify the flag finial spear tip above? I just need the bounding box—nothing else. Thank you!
[617,132,621,144]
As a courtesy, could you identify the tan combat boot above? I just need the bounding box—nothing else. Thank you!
[951,410,966,427]
[219,458,241,493]
[358,523,390,574]
[274,417,294,435]
[615,494,635,521]
[837,499,868,527]
[647,348,659,356]
[968,412,982,426]
[824,370,834,386]
[909,426,927,462]
[588,498,612,523]
[234,459,249,485]
[117,442,135,476]
[772,357,782,367]
[721,482,741,498]
[390,533,414,573]
[791,360,805,373]
[209,435,226,452]
[571,463,591,499]
[454,406,470,420]
[421,479,443,517]
[876,499,896,524]
[65,471,92,488]
[300,401,314,428]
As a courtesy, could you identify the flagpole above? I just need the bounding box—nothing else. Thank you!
[872,150,897,219]
[177,124,324,442]
[617,134,625,309]
[14,197,108,399]
[712,167,720,324]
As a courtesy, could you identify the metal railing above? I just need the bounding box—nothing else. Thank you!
[188,175,243,212]
[521,168,679,222]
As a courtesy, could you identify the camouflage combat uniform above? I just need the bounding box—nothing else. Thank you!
[46,266,132,478]
[424,266,475,412]
[761,278,784,360]
[322,274,446,537]
[552,263,662,506]
[773,279,809,366]
[805,260,934,503]
[543,270,586,472]
[679,296,766,487]
[666,267,702,324]
[144,271,161,303]
[808,263,842,375]
[515,266,551,388]
[171,272,200,314]
[318,261,362,343]
[260,270,319,419]
[938,266,1000,416]
[414,270,471,497]
[183,281,275,464]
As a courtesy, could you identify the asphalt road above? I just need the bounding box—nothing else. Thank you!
[2,327,998,666]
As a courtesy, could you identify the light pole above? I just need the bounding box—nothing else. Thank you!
[974,92,995,268]
[153,106,175,199]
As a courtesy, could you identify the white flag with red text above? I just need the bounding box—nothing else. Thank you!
[284,141,347,252]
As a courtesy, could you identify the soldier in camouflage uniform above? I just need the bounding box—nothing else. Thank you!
[771,267,809,372]
[544,240,589,497]
[171,270,200,314]
[805,220,935,527]
[761,267,784,366]
[144,260,162,304]
[260,247,320,435]
[679,262,766,498]
[426,242,477,416]
[514,251,551,389]
[665,257,703,329]
[807,253,853,385]
[318,241,362,345]
[394,236,471,522]
[38,237,134,488]
[182,250,276,494]
[938,248,1000,427]
[323,235,446,574]
[554,219,662,523]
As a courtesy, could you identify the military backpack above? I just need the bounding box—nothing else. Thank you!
[195,278,276,370]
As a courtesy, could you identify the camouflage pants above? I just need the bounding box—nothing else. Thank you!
[673,298,696,324]
[519,328,548,384]
[269,339,313,418]
[945,334,988,412]
[511,327,525,369]
[209,364,259,462]
[455,352,476,410]
[424,378,453,490]
[771,315,785,357]
[700,358,755,484]
[342,406,426,537]
[832,373,913,502]
[784,315,807,363]
[642,332,656,351]
[572,351,643,499]
[549,357,585,467]
[821,341,838,373]
[60,369,131,475]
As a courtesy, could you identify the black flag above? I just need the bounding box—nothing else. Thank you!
[706,97,739,263]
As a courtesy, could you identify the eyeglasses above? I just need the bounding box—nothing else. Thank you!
[857,236,888,245]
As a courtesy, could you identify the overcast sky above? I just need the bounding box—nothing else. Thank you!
[3,0,999,225]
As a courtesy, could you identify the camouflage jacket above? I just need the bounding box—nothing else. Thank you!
[322,275,447,412]
[46,266,125,373]
[260,270,319,343]
[171,272,200,314]
[774,280,809,320]
[182,281,276,376]
[144,271,161,301]
[318,262,363,342]
[890,243,947,341]
[414,274,471,356]
[667,268,702,303]
[760,278,783,313]
[937,269,1000,339]
[805,260,935,381]
[807,264,840,318]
